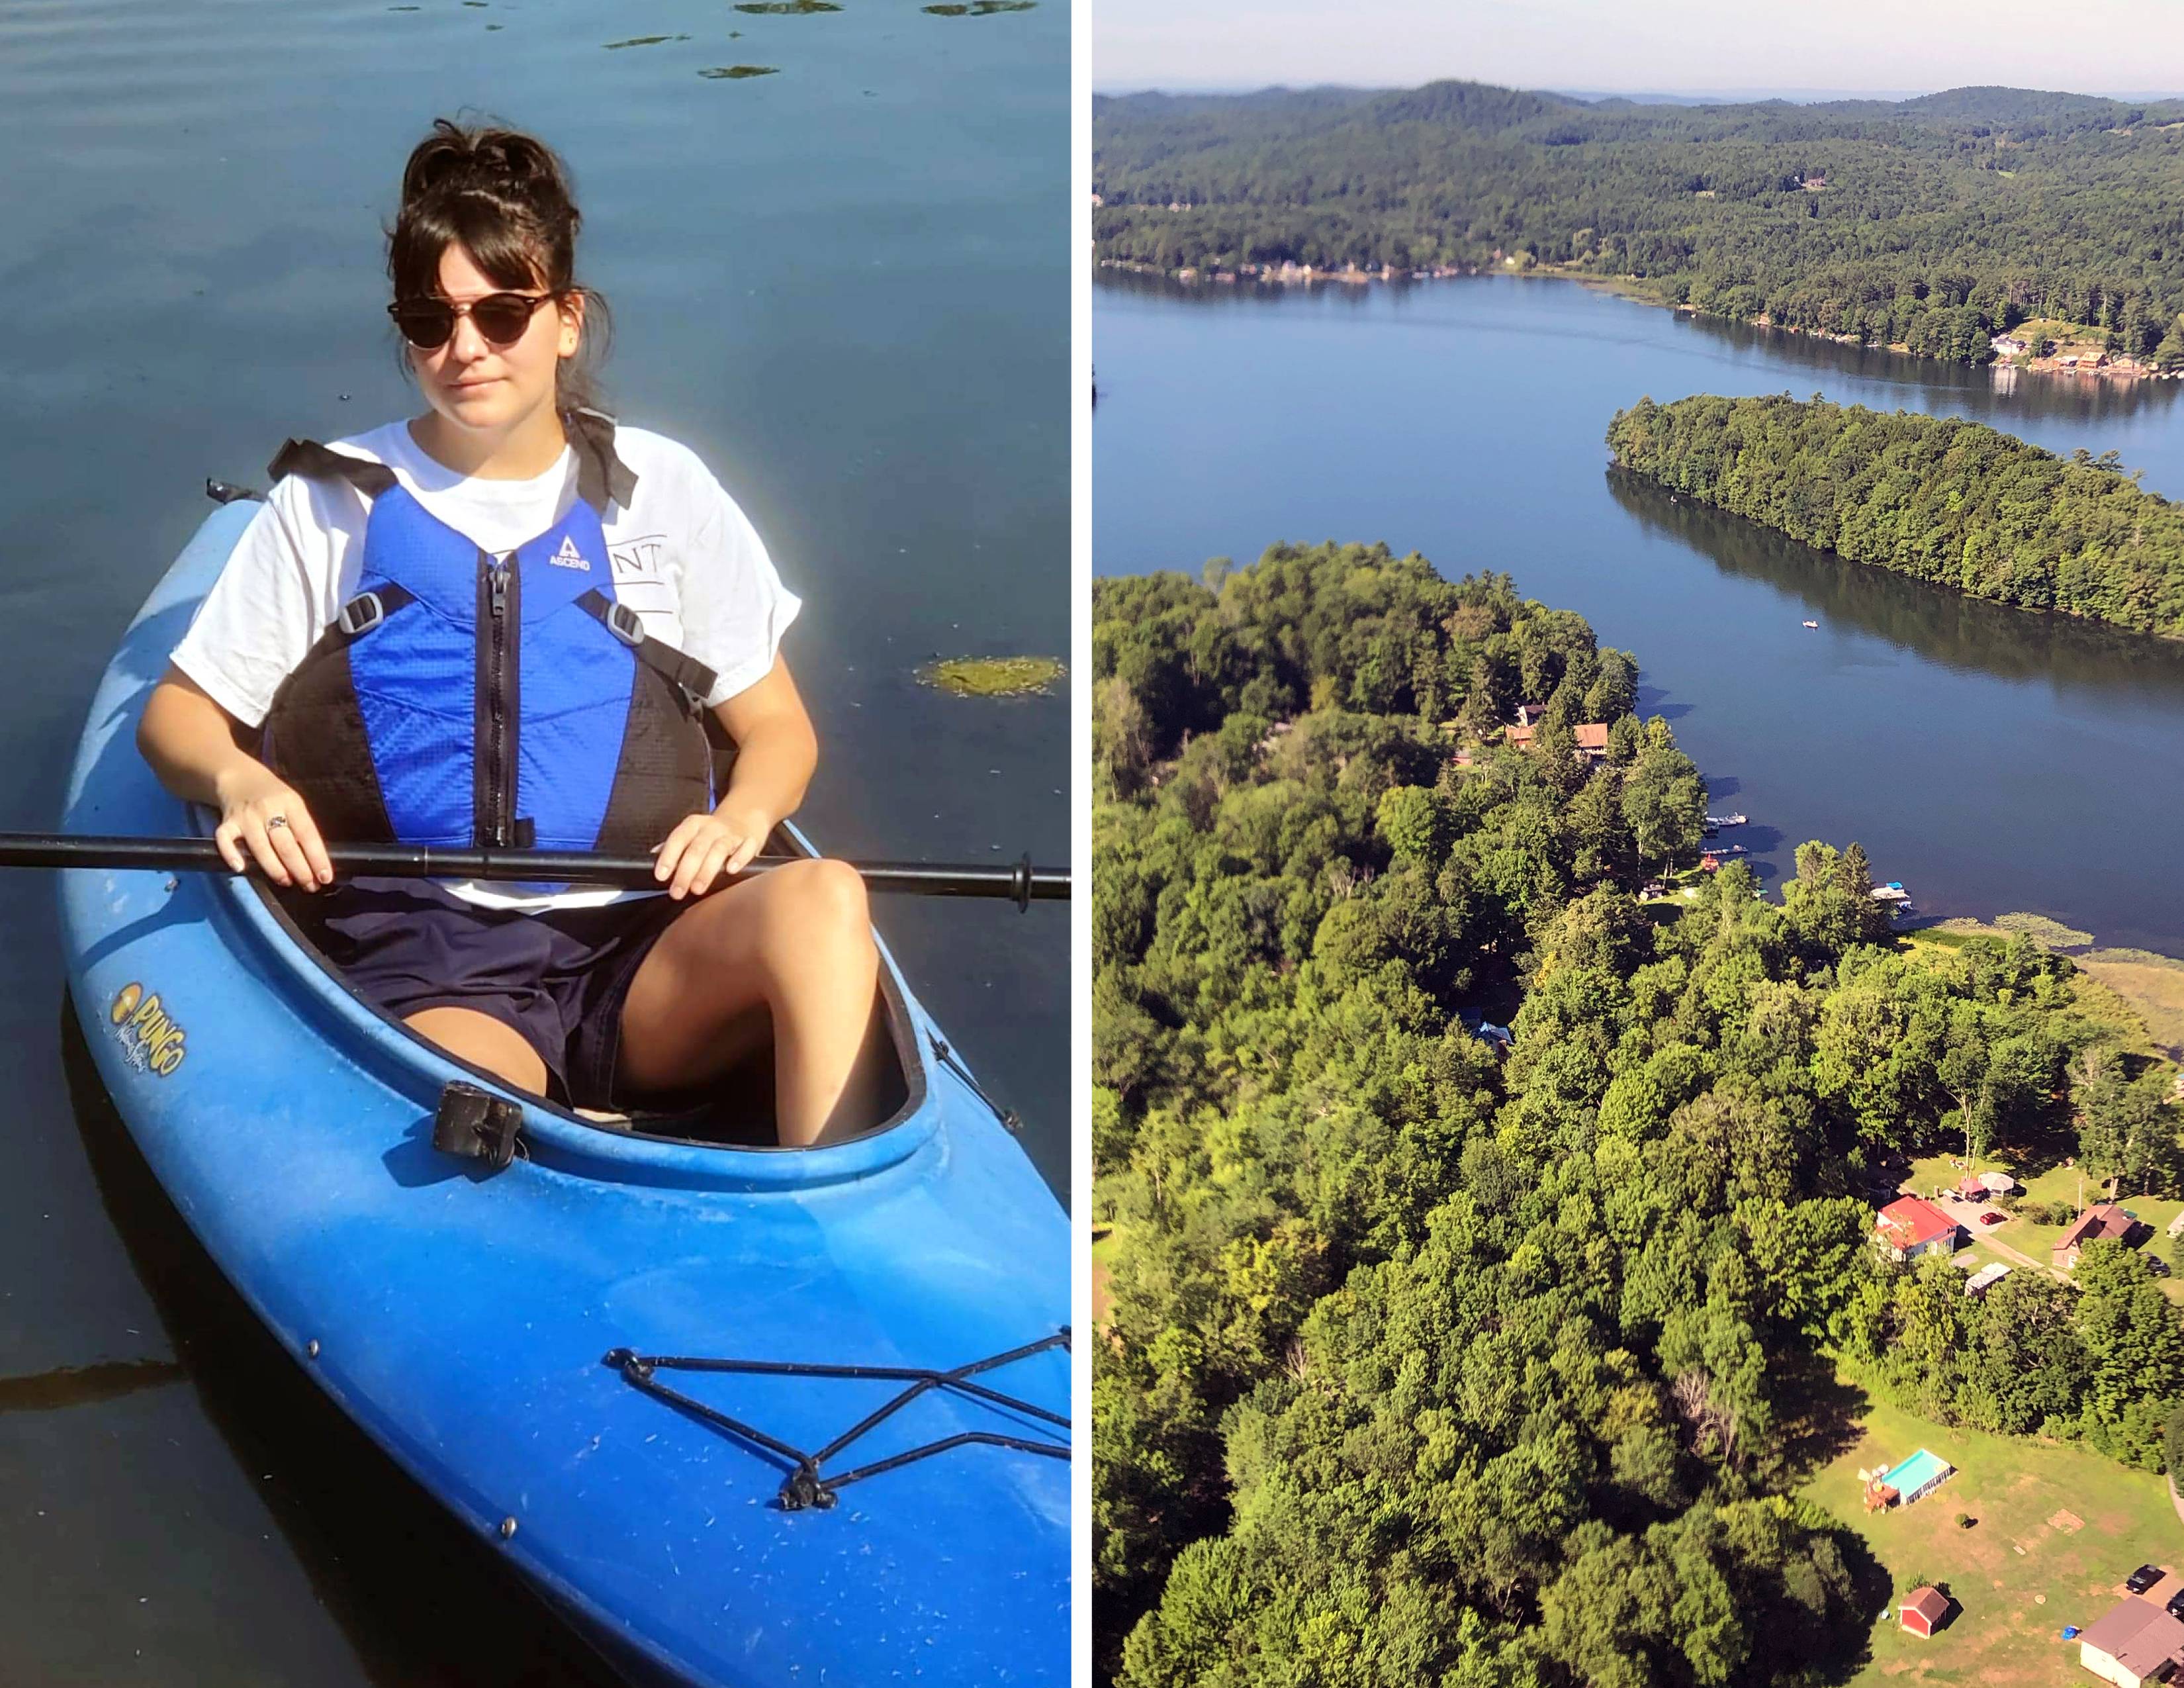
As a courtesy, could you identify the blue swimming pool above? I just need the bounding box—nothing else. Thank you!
[1884,1449,1953,1498]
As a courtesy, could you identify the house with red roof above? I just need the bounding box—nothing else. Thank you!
[2056,1203,2143,1270]
[1874,1196,1962,1262]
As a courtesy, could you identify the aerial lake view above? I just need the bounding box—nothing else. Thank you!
[1095,269,2184,965]
[0,0,1065,1680]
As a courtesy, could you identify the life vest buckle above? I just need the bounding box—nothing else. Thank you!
[604,601,646,649]
[338,592,388,639]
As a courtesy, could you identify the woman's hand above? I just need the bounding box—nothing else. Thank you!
[654,804,771,900]
[212,762,333,890]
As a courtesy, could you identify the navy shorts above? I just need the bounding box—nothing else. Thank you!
[286,876,688,1109]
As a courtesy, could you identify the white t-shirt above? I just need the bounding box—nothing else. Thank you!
[170,418,801,910]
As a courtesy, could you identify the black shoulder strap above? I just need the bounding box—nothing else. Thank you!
[563,407,639,514]
[576,589,719,700]
[267,439,398,498]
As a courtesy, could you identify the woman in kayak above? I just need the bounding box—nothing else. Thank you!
[135,118,887,1147]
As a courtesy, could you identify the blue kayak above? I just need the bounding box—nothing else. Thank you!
[57,500,1070,1686]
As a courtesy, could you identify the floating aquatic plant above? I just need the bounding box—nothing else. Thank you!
[924,1,1036,12]
[735,0,841,12]
[1993,912,2095,949]
[606,32,690,46]
[698,63,780,77]
[918,657,1066,698]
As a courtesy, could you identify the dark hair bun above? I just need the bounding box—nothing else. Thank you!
[400,119,566,213]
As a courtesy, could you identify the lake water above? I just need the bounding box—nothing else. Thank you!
[1095,269,2184,955]
[0,0,1066,1680]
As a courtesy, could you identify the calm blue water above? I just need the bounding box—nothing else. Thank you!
[1096,271,2184,955]
[0,0,1064,1679]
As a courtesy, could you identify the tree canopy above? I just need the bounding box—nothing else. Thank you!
[1606,393,2184,638]
[1094,81,2184,365]
[1093,541,2184,1683]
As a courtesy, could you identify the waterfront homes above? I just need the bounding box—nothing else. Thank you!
[1875,1196,1963,1262]
[2078,1568,2184,1686]
[1502,719,1612,757]
[2056,1204,2142,1270]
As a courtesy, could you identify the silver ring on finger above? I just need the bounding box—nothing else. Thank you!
[266,814,289,831]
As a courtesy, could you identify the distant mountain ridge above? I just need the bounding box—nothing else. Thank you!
[1094,79,2184,366]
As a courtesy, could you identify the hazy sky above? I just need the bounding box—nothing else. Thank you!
[1095,0,2184,97]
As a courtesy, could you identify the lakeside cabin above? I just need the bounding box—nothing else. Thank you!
[2079,1568,2184,1687]
[1503,720,1612,757]
[2056,1204,2142,1270]
[1875,1196,1963,1262]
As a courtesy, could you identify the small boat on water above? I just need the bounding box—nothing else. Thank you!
[57,499,1069,1685]
[1705,812,1747,828]
[1802,620,1819,629]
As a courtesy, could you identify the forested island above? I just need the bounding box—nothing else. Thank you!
[1093,83,2184,368]
[1606,393,2184,639]
[1093,543,2184,1684]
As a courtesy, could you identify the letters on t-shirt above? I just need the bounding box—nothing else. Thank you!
[607,532,678,633]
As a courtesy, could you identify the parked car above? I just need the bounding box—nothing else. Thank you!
[1978,1211,2007,1227]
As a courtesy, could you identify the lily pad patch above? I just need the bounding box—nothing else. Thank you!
[919,656,1066,698]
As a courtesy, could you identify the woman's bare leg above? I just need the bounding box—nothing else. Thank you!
[617,858,887,1146]
[406,1005,549,1095]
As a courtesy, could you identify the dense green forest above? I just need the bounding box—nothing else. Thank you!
[1093,542,2184,1684]
[1604,393,2184,639]
[1093,83,2184,365]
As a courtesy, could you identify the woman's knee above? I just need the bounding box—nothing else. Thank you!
[771,857,872,941]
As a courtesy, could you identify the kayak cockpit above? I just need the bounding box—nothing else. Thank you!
[217,812,929,1158]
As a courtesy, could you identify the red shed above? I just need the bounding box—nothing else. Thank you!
[1899,1585,1949,1638]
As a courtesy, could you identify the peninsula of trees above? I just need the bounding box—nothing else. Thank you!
[1093,83,2184,367]
[1605,393,2184,639]
[1093,543,2184,1684]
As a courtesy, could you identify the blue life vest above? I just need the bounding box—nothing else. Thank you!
[259,414,719,855]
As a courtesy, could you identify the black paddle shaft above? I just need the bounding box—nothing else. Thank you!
[0,834,1068,910]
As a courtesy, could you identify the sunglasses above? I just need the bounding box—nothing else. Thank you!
[387,291,557,351]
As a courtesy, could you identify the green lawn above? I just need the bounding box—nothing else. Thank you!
[1806,1382,2180,1685]
[1092,1226,1118,1328]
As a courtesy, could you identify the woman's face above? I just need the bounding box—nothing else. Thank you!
[408,241,582,438]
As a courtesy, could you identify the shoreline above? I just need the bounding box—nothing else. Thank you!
[1095,256,2184,383]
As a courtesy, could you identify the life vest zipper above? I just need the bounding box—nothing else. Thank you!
[479,550,520,847]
